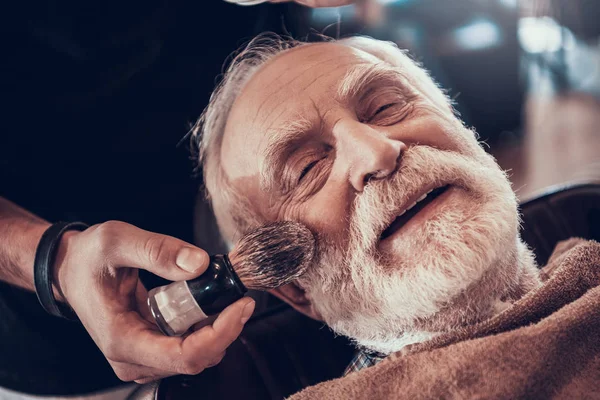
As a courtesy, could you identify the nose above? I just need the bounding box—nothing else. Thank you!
[334,120,406,192]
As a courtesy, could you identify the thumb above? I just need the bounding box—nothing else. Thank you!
[100,222,210,281]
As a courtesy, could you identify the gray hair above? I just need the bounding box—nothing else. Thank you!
[191,33,306,243]
[192,33,453,244]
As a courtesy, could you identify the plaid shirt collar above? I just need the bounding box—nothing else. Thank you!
[343,350,386,376]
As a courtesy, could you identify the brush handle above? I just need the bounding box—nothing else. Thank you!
[147,255,247,336]
[148,281,207,336]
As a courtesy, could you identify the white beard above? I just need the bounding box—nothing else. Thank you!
[298,145,541,355]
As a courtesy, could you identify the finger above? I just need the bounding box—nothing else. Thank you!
[224,0,269,5]
[135,282,154,323]
[110,361,171,383]
[134,377,164,384]
[295,0,355,7]
[132,351,226,384]
[95,221,210,281]
[189,315,216,332]
[133,349,226,385]
[205,351,227,368]
[109,298,254,373]
[180,297,254,361]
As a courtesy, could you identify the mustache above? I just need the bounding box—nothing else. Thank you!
[348,145,496,252]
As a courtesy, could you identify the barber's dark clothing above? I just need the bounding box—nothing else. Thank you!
[0,1,289,394]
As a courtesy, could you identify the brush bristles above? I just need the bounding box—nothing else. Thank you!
[229,221,315,290]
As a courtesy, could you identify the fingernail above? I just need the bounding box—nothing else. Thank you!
[176,247,207,273]
[240,299,255,324]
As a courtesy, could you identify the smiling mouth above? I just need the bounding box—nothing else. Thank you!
[380,185,450,241]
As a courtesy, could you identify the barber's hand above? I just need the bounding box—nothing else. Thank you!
[225,0,355,7]
[53,221,255,384]
[277,0,355,6]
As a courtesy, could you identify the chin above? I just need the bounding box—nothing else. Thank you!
[299,146,541,355]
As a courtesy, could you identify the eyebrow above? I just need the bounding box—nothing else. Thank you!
[259,63,413,192]
[260,116,314,191]
[336,62,413,104]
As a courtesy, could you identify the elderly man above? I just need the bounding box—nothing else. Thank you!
[193,34,600,398]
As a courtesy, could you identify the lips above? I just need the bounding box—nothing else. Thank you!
[380,185,450,241]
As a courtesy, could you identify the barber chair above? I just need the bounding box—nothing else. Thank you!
[130,181,600,400]
[519,182,600,265]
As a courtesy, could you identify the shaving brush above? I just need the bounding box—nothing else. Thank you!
[148,221,315,336]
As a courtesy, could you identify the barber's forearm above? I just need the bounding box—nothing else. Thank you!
[0,196,50,291]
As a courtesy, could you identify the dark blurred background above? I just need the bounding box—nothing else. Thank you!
[1,0,599,255]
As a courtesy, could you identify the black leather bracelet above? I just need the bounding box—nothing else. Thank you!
[33,221,89,320]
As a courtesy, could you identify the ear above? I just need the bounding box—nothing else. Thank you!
[268,282,322,321]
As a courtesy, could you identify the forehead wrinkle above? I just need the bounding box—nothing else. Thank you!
[309,95,335,135]
[253,66,340,131]
[259,70,331,128]
[275,52,359,93]
[262,107,289,134]
[251,54,361,125]
[256,58,364,130]
[296,61,361,97]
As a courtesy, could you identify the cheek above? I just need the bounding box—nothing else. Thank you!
[273,194,351,248]
[391,112,478,157]
[272,174,353,246]
[301,188,352,246]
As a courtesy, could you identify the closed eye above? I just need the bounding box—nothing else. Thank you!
[373,103,397,115]
[367,101,412,126]
[298,159,320,182]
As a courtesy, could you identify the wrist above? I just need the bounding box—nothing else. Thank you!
[22,221,51,287]
[33,221,88,320]
[0,197,51,290]
[53,230,80,304]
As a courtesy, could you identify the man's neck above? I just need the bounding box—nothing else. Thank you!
[379,239,542,356]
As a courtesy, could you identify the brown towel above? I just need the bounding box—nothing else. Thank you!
[290,239,600,400]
